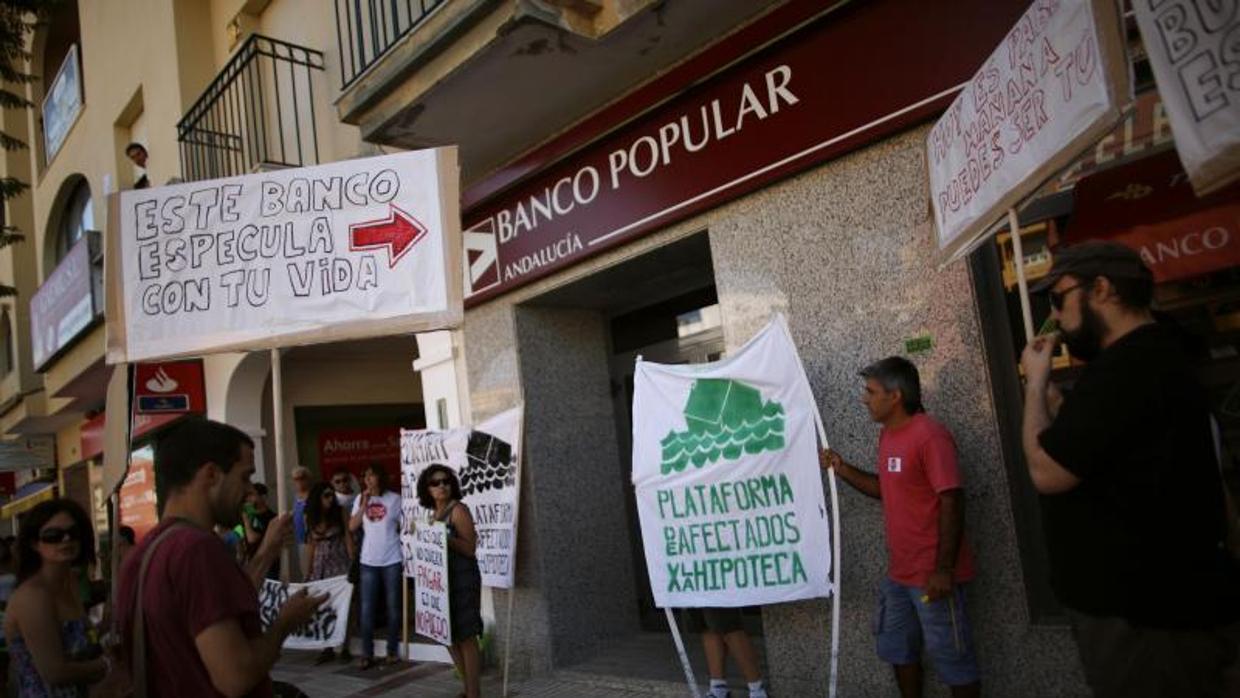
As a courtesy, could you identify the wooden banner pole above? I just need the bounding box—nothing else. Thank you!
[664,608,701,698]
[502,587,516,697]
[1008,207,1036,343]
[271,349,290,581]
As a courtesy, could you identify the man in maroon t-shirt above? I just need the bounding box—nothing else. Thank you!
[820,357,980,698]
[117,417,326,697]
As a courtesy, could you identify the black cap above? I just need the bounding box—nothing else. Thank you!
[1031,241,1153,293]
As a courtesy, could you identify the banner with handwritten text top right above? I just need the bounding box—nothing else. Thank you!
[928,0,1129,263]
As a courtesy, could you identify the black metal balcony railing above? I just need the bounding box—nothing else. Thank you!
[335,0,445,89]
[177,35,325,182]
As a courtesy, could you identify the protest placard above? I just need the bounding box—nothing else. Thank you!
[413,521,452,646]
[631,316,832,608]
[107,148,462,363]
[928,0,1129,263]
[400,406,523,588]
[259,575,353,650]
[1134,0,1240,196]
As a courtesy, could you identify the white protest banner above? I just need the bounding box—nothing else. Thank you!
[400,406,523,588]
[259,575,353,650]
[413,521,452,645]
[107,148,462,363]
[1134,1,1240,196]
[928,0,1129,263]
[631,315,832,608]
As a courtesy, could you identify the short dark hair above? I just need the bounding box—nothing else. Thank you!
[860,356,924,414]
[17,498,95,583]
[416,465,462,510]
[125,142,146,156]
[118,526,136,546]
[252,482,268,498]
[154,417,254,504]
[1072,273,1154,312]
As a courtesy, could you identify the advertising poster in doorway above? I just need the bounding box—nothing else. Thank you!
[412,521,452,646]
[319,426,401,484]
[118,444,158,541]
[631,315,832,608]
[108,147,463,364]
[399,406,524,588]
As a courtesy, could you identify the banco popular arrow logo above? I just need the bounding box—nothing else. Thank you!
[660,379,785,475]
[349,204,427,268]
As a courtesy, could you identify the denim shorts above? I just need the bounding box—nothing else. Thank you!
[874,576,979,686]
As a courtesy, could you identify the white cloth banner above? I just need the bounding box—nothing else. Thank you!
[927,0,1128,263]
[632,315,832,608]
[413,521,452,645]
[109,148,462,363]
[400,406,524,588]
[259,575,352,650]
[1134,0,1240,196]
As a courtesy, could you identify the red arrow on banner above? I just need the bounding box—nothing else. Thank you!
[348,204,427,268]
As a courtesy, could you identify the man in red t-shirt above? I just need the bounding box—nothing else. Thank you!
[117,417,326,697]
[820,357,980,698]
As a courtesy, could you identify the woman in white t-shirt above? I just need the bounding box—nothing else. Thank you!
[349,463,403,669]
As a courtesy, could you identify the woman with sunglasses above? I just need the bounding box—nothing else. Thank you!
[416,465,483,698]
[305,481,356,664]
[4,499,108,697]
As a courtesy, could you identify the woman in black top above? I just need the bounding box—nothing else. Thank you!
[417,465,482,698]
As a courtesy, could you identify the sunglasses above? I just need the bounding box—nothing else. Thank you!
[1048,282,1087,311]
[428,478,452,488]
[38,526,80,545]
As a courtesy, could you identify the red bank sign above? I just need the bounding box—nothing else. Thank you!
[318,427,401,482]
[462,0,1030,304]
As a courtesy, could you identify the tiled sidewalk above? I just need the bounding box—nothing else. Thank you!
[272,651,691,697]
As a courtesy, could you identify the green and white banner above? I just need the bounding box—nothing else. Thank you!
[632,314,832,607]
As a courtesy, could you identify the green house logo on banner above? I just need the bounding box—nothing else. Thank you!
[660,378,785,474]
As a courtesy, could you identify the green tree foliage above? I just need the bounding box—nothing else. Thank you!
[0,1,59,298]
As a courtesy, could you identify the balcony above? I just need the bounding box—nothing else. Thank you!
[177,35,325,182]
[335,0,446,89]
[332,0,789,185]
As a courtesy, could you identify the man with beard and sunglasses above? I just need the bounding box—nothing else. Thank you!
[1021,241,1240,697]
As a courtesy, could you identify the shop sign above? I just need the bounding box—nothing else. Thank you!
[80,361,207,460]
[0,436,55,472]
[42,44,82,164]
[1047,90,1175,193]
[319,427,400,482]
[30,236,98,371]
[110,148,463,364]
[119,444,158,541]
[463,0,1037,304]
[1134,1,1240,196]
[928,0,1130,264]
[134,359,206,414]
[1067,150,1240,283]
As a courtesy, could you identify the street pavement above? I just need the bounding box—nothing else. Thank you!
[272,651,694,698]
